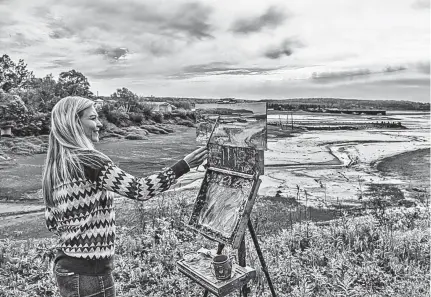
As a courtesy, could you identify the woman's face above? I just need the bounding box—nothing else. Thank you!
[80,105,102,142]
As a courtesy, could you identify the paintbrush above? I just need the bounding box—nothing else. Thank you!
[206,115,220,147]
[201,115,220,170]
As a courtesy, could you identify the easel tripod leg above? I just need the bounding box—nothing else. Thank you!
[238,237,248,297]
[248,220,277,297]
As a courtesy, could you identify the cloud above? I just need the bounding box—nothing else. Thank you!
[147,39,176,56]
[312,69,372,82]
[231,6,287,34]
[42,58,74,69]
[94,47,129,61]
[170,62,284,79]
[48,19,76,39]
[311,65,408,83]
[374,77,430,87]
[264,38,303,59]
[165,2,213,40]
[383,65,407,73]
[416,62,430,74]
[412,0,430,9]
[45,0,214,42]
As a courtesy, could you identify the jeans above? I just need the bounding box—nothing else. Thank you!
[54,262,116,297]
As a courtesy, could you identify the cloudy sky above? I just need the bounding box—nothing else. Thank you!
[1,0,429,101]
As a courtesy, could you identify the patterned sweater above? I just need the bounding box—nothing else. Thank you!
[45,160,189,265]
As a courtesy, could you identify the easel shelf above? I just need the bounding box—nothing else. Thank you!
[177,254,256,297]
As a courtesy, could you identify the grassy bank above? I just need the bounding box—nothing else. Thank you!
[0,189,429,297]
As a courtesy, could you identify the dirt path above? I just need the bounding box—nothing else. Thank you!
[0,211,52,239]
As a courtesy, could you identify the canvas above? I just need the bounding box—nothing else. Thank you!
[188,167,260,249]
[195,102,267,150]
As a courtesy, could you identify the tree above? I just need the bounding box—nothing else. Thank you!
[110,87,138,112]
[0,54,34,92]
[56,70,93,98]
[0,90,28,125]
[15,74,61,112]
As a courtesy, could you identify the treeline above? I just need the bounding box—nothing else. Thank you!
[0,55,194,137]
[264,98,430,111]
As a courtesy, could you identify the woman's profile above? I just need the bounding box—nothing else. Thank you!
[42,96,207,297]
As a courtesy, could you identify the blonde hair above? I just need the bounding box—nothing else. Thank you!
[42,96,111,207]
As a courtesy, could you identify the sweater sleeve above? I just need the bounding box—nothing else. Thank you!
[45,207,59,235]
[97,160,190,201]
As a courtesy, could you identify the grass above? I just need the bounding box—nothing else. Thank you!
[0,188,429,297]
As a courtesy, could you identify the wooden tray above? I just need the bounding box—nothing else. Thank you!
[177,252,256,296]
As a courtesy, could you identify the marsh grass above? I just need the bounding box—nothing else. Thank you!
[0,188,429,297]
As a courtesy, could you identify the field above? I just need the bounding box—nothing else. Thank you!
[0,111,430,296]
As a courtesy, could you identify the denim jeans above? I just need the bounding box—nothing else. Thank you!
[54,262,116,297]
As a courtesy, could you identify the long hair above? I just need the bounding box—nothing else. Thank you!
[42,96,111,207]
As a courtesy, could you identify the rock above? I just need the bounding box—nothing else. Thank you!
[111,128,128,136]
[155,124,174,133]
[176,119,195,127]
[100,132,123,139]
[411,187,425,192]
[125,133,147,140]
[140,125,172,134]
[398,199,416,207]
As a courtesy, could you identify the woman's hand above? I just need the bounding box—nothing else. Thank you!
[184,146,208,169]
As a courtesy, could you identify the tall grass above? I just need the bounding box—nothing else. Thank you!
[0,189,429,297]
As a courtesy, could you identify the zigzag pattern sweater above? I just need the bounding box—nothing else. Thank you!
[45,159,189,274]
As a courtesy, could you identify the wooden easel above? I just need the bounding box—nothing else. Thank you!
[177,176,277,297]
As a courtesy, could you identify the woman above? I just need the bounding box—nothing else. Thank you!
[43,96,207,297]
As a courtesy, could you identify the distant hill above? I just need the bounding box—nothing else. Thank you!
[260,98,430,111]
[100,96,429,111]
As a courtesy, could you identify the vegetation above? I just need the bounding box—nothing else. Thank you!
[0,188,429,296]
[0,55,195,138]
[265,98,430,111]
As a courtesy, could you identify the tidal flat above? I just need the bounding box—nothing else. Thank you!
[261,111,430,208]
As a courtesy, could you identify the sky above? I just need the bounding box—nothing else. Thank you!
[0,0,430,102]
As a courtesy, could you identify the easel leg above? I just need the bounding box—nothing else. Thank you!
[238,237,248,297]
[248,220,277,297]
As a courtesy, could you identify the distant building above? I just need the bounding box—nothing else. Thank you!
[93,98,104,110]
[216,98,237,104]
[146,102,175,113]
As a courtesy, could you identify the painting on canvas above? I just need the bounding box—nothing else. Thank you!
[195,102,267,150]
[188,168,260,248]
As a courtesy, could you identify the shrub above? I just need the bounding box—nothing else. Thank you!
[106,111,131,127]
[172,109,195,121]
[138,103,154,119]
[171,101,192,110]
[129,113,144,124]
[152,111,163,123]
[13,112,51,136]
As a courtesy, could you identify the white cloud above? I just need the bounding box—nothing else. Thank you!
[0,0,429,101]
